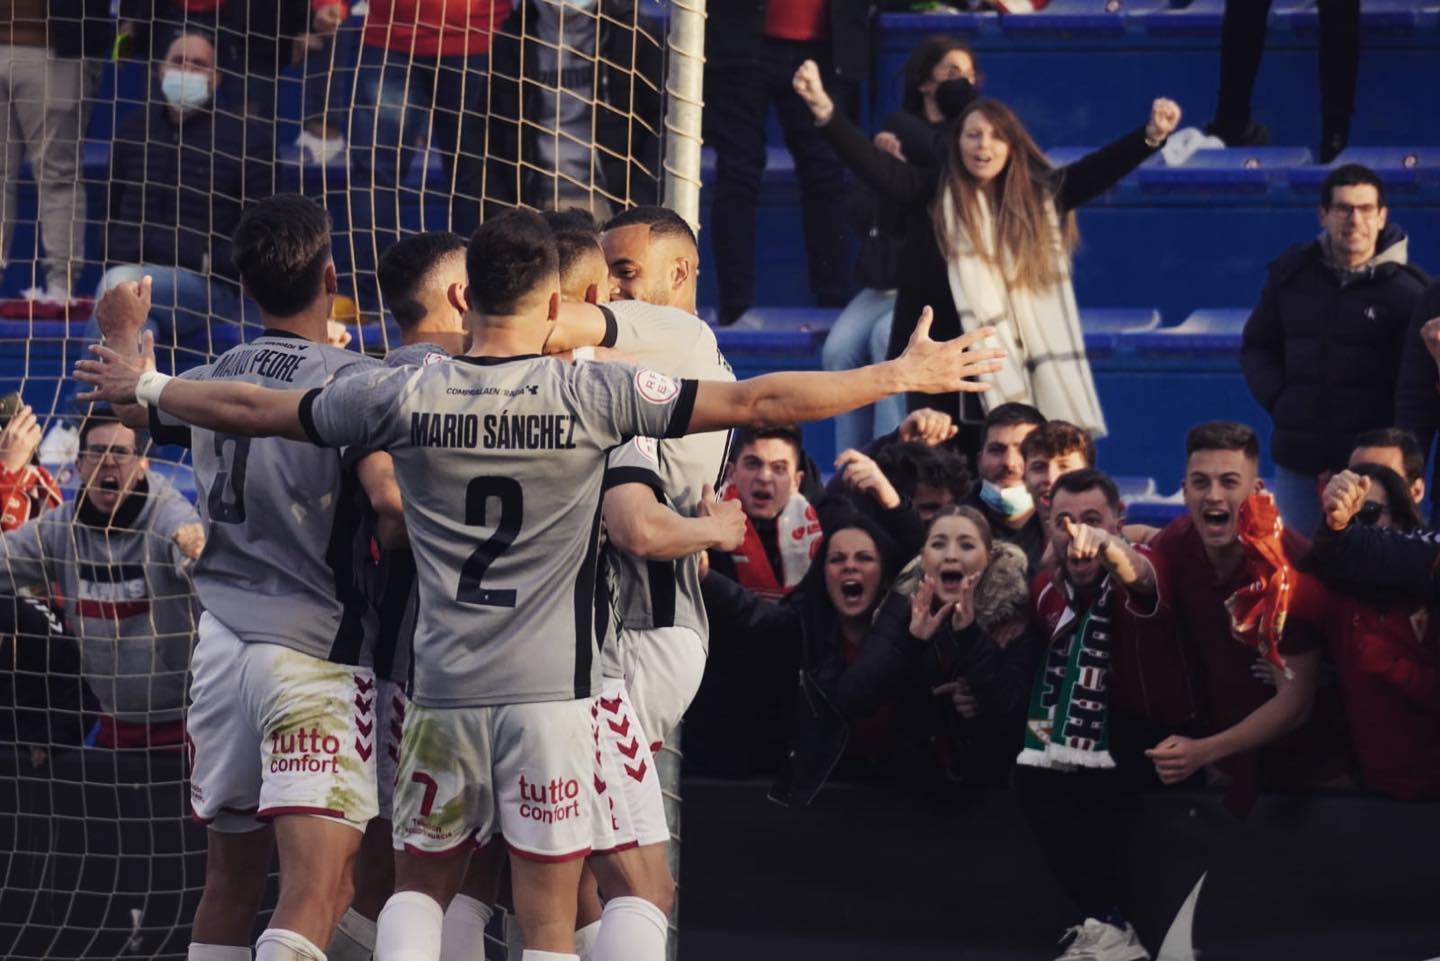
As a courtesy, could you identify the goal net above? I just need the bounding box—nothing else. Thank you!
[0,1,703,957]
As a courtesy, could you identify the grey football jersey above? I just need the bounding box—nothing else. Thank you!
[600,437,707,660]
[597,302,732,649]
[598,301,734,511]
[300,354,698,707]
[148,332,380,663]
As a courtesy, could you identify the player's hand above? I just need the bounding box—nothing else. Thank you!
[1322,469,1371,532]
[94,275,152,350]
[894,307,1004,396]
[932,677,979,718]
[909,575,956,641]
[1146,98,1182,142]
[326,319,353,349]
[898,408,958,446]
[951,571,980,632]
[74,331,158,405]
[698,483,747,553]
[835,449,901,510]
[792,60,835,125]
[1145,734,1213,785]
[873,130,907,162]
[1420,316,1440,365]
[0,403,42,474]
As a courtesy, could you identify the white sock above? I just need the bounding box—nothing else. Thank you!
[189,945,252,961]
[376,891,444,961]
[327,908,377,961]
[438,894,493,961]
[256,929,327,961]
[573,921,602,961]
[520,952,578,961]
[590,897,666,961]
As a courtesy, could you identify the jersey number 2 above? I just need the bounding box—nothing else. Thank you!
[209,434,250,524]
[456,476,523,607]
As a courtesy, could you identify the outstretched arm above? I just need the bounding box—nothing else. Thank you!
[75,335,310,441]
[685,309,1002,434]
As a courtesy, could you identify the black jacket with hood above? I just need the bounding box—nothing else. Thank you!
[1241,225,1429,475]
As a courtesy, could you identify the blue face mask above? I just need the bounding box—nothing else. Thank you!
[979,479,1034,519]
[161,69,212,111]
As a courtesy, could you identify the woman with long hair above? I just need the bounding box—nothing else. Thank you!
[823,35,980,455]
[794,59,1180,446]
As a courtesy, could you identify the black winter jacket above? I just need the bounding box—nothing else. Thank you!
[1393,280,1440,522]
[106,104,275,288]
[1241,226,1429,474]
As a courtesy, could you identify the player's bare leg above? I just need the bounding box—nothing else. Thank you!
[438,842,505,961]
[573,865,603,958]
[329,818,395,961]
[375,846,471,961]
[509,853,588,958]
[259,815,365,961]
[586,843,674,961]
[191,825,275,960]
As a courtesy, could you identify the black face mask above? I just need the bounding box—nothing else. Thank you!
[1355,501,1386,527]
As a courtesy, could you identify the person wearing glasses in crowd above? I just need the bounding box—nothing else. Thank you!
[0,410,203,752]
[1241,164,1428,535]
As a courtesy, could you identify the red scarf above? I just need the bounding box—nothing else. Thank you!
[720,485,822,601]
[1225,490,1294,679]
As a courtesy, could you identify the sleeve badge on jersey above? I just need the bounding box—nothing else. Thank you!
[633,436,659,463]
[634,368,679,404]
[423,351,446,367]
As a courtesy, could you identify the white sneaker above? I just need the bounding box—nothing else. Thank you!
[1055,918,1151,961]
[38,420,79,472]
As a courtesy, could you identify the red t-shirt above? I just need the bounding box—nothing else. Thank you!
[765,0,826,41]
[1146,516,1351,790]
[362,0,513,57]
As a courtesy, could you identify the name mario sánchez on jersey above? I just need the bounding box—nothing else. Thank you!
[410,400,579,451]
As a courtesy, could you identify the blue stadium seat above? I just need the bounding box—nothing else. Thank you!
[1122,307,1247,352]
[1081,307,1162,353]
[708,307,836,355]
[1287,146,1437,194]
[1137,146,1314,192]
[998,0,1163,38]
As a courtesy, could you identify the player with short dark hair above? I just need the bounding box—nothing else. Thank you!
[378,231,468,342]
[83,193,402,961]
[1349,427,1426,509]
[75,207,1004,961]
[601,205,700,310]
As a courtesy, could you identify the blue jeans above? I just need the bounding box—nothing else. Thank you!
[1271,464,1323,539]
[346,46,494,308]
[823,287,904,454]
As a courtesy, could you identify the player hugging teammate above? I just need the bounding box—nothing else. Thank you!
[76,195,1004,961]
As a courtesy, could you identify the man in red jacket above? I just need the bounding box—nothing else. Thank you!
[1142,422,1351,804]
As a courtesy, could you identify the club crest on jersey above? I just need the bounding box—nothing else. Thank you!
[422,351,446,367]
[634,368,679,404]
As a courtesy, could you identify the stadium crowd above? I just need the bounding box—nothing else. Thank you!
[2,3,1439,961]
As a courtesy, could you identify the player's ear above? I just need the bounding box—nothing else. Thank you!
[323,262,338,296]
[547,291,560,321]
[672,256,691,291]
[446,282,467,315]
[584,282,599,305]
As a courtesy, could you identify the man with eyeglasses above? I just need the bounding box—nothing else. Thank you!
[1241,163,1428,536]
[0,410,203,754]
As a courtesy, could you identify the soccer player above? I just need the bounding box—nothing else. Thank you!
[331,231,473,961]
[75,209,1003,961]
[599,205,700,312]
[87,194,402,961]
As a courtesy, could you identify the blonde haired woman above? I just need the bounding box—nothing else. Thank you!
[794,60,1180,445]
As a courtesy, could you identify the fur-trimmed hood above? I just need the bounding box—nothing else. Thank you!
[891,541,1033,634]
